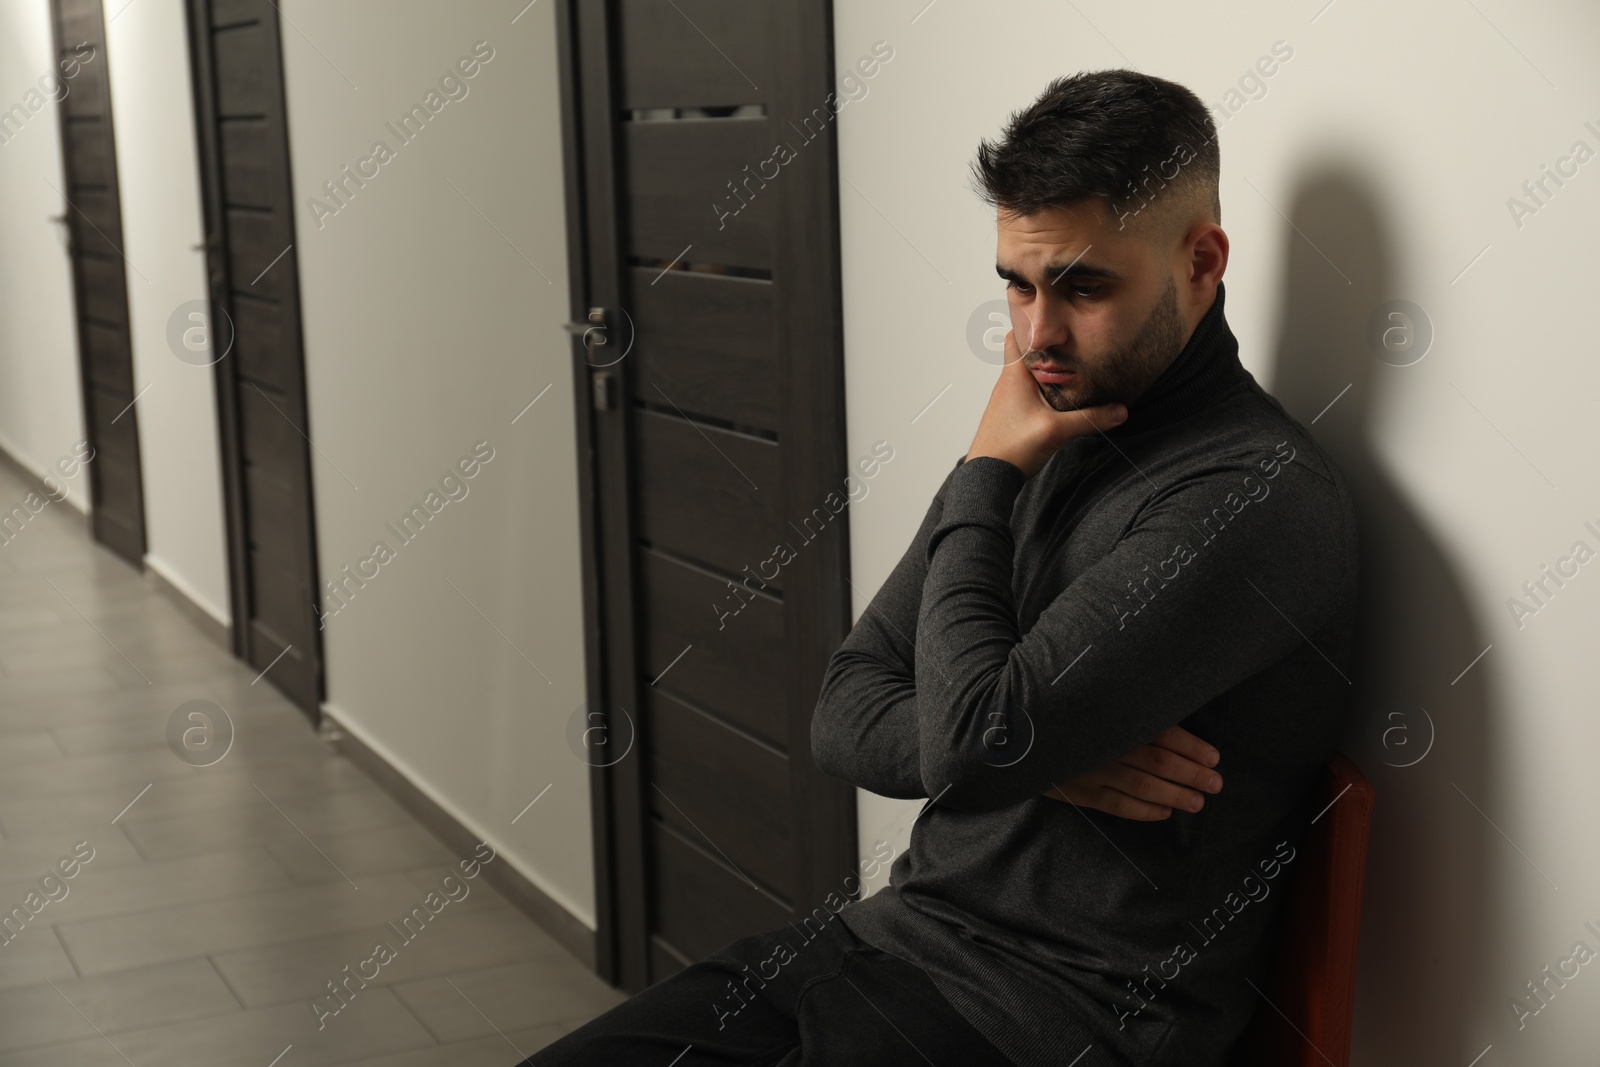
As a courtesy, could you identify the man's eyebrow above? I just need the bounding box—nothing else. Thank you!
[995,260,1125,284]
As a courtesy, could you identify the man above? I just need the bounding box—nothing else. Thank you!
[522,69,1357,1067]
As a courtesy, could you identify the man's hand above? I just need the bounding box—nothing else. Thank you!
[964,328,1126,479]
[1042,725,1223,820]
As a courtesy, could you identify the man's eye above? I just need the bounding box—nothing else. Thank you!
[1069,284,1102,298]
[1007,279,1033,294]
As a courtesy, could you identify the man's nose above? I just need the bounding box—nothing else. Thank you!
[1022,302,1068,355]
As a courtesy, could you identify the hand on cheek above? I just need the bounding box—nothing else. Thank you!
[964,328,1127,478]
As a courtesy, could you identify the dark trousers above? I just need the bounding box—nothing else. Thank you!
[519,912,1017,1066]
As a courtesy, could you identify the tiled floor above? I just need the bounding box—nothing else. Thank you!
[0,464,626,1065]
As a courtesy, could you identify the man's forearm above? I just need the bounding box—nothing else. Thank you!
[809,455,966,799]
[811,650,926,798]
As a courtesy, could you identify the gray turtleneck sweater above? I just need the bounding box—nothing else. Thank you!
[811,282,1360,1067]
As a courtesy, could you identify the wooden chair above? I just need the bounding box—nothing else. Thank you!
[1226,753,1374,1066]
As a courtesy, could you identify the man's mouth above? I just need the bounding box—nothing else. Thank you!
[1029,362,1077,385]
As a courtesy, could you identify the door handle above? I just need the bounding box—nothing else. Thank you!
[562,306,610,349]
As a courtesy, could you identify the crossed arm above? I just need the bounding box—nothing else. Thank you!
[812,454,1235,825]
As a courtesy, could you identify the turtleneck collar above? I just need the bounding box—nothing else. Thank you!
[1100,279,1243,440]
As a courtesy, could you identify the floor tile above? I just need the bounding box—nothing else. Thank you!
[390,959,628,1043]
[0,957,241,1054]
[214,905,567,1008]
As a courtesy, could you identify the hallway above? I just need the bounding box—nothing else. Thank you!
[0,460,623,1065]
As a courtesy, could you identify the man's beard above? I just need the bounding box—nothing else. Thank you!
[1032,275,1187,413]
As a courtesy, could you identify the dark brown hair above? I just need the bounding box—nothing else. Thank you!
[970,69,1220,241]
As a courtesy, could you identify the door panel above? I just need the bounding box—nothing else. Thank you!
[51,0,146,565]
[631,410,782,575]
[219,122,275,205]
[622,119,775,268]
[66,189,121,257]
[212,25,272,114]
[649,825,793,971]
[617,0,772,108]
[82,322,129,389]
[231,296,291,389]
[638,549,788,748]
[187,0,323,717]
[646,689,794,896]
[561,0,857,990]
[630,267,778,431]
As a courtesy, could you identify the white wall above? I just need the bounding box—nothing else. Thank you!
[102,0,230,623]
[0,2,89,503]
[0,0,229,625]
[830,2,1600,1064]
[278,2,591,926]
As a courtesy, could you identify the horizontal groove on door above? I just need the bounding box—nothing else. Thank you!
[631,401,777,444]
[628,257,772,282]
[633,405,776,448]
[640,540,783,604]
[631,407,780,579]
[622,118,773,270]
[644,687,794,894]
[626,105,766,122]
[639,546,787,748]
[648,819,792,967]
[617,0,773,110]
[629,264,778,435]
[209,0,264,31]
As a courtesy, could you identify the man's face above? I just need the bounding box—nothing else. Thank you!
[995,201,1190,413]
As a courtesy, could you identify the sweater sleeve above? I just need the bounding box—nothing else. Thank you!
[810,454,967,798]
[914,443,1353,812]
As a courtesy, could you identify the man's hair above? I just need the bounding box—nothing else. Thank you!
[970,69,1220,247]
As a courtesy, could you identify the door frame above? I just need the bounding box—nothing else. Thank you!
[554,0,858,991]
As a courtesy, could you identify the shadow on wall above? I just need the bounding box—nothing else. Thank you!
[1263,167,1493,1066]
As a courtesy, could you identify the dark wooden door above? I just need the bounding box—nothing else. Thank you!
[558,0,856,990]
[50,0,145,565]
[185,0,323,719]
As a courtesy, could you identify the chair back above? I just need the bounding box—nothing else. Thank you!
[1227,752,1374,1067]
